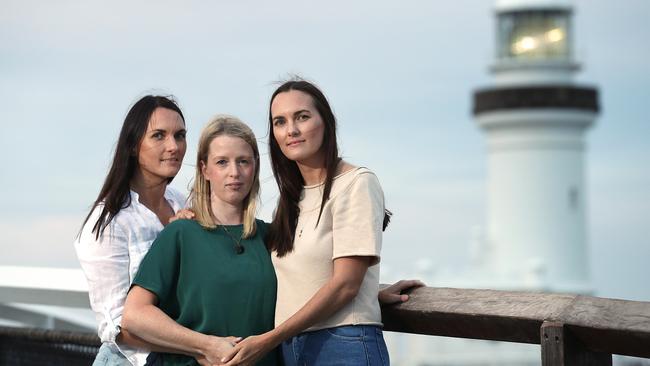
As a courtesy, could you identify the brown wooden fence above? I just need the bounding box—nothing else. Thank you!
[1,286,649,365]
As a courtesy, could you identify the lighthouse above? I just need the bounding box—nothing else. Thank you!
[473,0,599,292]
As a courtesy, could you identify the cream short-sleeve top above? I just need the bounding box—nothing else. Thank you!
[272,167,384,331]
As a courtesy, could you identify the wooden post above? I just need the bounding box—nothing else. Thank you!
[541,321,612,366]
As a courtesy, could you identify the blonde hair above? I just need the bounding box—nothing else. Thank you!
[190,115,260,238]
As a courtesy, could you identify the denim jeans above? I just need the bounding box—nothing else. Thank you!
[281,325,390,366]
[93,343,131,366]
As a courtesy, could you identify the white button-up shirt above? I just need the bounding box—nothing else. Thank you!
[74,187,186,366]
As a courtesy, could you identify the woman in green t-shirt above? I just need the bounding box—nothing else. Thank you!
[122,115,280,366]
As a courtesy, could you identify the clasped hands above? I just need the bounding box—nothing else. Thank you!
[196,334,274,366]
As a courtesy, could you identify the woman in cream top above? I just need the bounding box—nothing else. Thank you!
[221,79,392,366]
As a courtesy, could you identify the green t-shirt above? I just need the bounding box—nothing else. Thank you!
[132,219,279,366]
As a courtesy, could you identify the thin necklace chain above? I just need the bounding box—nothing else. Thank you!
[214,217,245,254]
[297,208,317,238]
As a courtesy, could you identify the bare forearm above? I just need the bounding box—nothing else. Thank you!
[271,279,357,342]
[269,257,371,343]
[121,304,206,357]
[117,328,188,354]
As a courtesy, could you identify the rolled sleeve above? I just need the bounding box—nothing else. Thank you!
[331,172,384,265]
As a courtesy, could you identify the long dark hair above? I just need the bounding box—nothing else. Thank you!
[80,95,185,240]
[266,80,340,257]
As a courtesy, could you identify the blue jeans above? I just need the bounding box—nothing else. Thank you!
[93,343,131,366]
[281,325,390,366]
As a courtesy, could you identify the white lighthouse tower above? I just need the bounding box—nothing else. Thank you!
[386,2,600,364]
[473,0,599,293]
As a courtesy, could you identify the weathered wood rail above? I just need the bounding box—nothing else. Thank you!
[380,286,650,366]
[1,283,649,365]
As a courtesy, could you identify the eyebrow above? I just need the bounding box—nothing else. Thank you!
[210,155,254,160]
[272,109,310,120]
[150,128,187,134]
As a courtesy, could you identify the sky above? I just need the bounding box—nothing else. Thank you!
[1,0,649,301]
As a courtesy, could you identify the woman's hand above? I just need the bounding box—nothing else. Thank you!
[378,279,425,305]
[221,333,276,366]
[195,335,241,366]
[169,208,195,223]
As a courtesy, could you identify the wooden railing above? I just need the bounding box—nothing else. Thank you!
[2,279,650,365]
[380,286,650,366]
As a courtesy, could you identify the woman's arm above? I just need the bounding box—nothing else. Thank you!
[122,285,240,364]
[221,256,371,365]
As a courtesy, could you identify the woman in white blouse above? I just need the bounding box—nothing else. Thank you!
[75,95,192,365]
